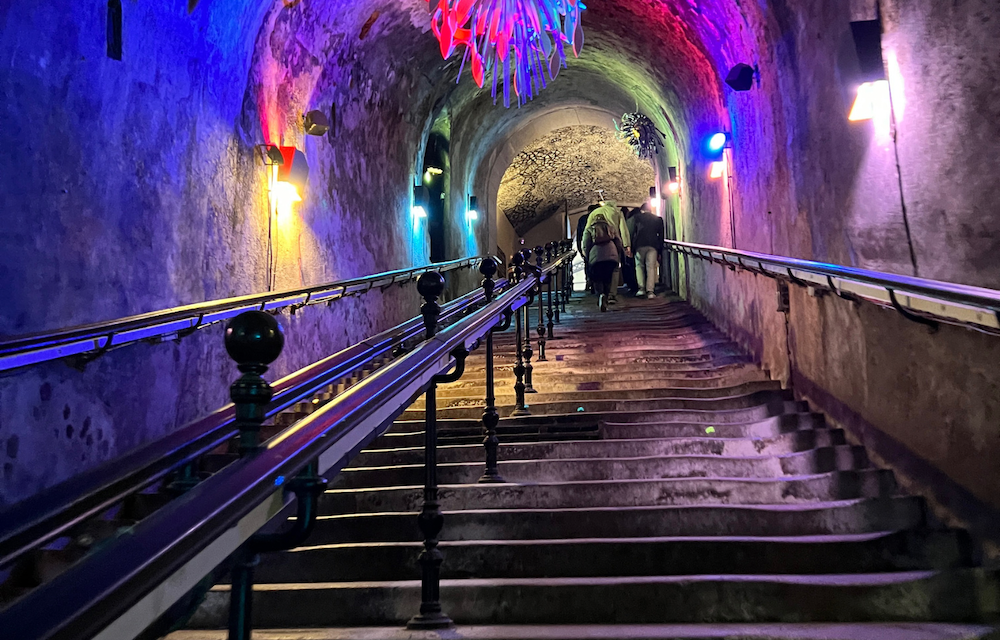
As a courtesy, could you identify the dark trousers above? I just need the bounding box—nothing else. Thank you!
[590,260,617,296]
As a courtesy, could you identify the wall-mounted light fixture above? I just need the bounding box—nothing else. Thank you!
[665,166,680,195]
[725,63,756,91]
[271,147,308,225]
[412,183,429,232]
[648,186,661,215]
[702,133,731,180]
[303,110,331,136]
[467,195,479,222]
[848,20,891,136]
[423,166,443,184]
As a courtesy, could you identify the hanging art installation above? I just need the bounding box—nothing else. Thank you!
[613,112,664,159]
[428,0,586,108]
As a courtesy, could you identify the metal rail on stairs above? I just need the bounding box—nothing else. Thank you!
[666,240,1000,333]
[0,256,488,374]
[0,243,577,640]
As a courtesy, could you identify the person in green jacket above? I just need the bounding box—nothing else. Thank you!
[583,201,631,303]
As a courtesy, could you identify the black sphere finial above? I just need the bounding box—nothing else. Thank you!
[519,248,533,262]
[416,271,445,300]
[479,257,498,279]
[534,245,544,258]
[511,252,524,267]
[225,311,284,367]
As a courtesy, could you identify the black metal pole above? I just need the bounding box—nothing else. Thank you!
[519,250,536,393]
[408,271,453,630]
[510,255,530,416]
[223,311,285,640]
[478,258,505,483]
[545,242,555,339]
[550,242,561,325]
[534,246,547,362]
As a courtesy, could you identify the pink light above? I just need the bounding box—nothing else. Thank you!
[666,181,680,195]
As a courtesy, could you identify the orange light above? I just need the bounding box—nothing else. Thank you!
[272,181,301,225]
[666,181,680,195]
[849,80,891,137]
[709,161,725,179]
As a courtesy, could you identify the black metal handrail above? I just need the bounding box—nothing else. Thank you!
[666,240,1000,330]
[0,282,505,571]
[0,256,486,373]
[0,248,575,640]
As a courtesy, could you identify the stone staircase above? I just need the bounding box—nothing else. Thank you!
[173,295,999,640]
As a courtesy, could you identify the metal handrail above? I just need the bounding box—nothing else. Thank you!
[0,281,506,571]
[666,240,1000,331]
[0,256,486,373]
[0,250,574,640]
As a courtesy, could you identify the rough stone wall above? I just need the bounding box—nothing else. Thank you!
[0,0,481,506]
[679,0,1000,535]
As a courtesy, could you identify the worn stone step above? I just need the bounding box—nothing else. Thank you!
[320,469,898,513]
[353,429,849,467]
[394,400,804,432]
[167,622,1000,640]
[334,446,871,488]
[252,530,974,583]
[419,383,784,408]
[433,380,782,400]
[488,362,764,378]
[190,569,1000,627]
[444,368,770,391]
[404,390,793,419]
[308,498,928,544]
[373,414,823,450]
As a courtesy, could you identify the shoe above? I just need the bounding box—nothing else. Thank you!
[647,292,656,299]
[608,295,618,305]
[599,294,608,312]
[635,290,646,298]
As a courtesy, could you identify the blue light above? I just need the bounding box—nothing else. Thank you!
[702,132,730,161]
[708,133,728,152]
[274,475,285,486]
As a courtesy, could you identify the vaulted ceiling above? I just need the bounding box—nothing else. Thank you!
[497,125,656,234]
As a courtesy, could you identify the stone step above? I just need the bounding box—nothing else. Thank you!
[372,413,822,450]
[320,469,898,513]
[252,531,974,583]
[167,622,1000,640]
[333,446,871,488]
[403,390,793,419]
[353,429,849,467]
[189,569,1000,627]
[443,368,770,391]
[395,399,804,428]
[433,379,782,400]
[307,498,928,544]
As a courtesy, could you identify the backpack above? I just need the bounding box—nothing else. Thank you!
[592,220,614,245]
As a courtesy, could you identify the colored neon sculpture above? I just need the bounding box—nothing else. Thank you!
[428,0,586,108]
[613,112,664,159]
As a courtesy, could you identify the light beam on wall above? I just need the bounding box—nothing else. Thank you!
[467,195,479,223]
[412,184,429,233]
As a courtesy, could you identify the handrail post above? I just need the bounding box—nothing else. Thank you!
[225,311,285,457]
[223,311,285,640]
[408,271,454,630]
[478,258,505,483]
[549,242,562,324]
[545,243,556,338]
[519,250,537,393]
[510,255,530,416]
[561,241,572,311]
[534,246,547,361]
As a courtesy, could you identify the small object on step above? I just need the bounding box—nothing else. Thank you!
[577,406,585,412]
[706,426,716,434]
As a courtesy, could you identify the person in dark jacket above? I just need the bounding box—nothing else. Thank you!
[582,211,625,311]
[630,203,665,298]
[620,207,639,294]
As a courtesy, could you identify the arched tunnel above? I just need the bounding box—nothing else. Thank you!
[1,0,1000,637]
